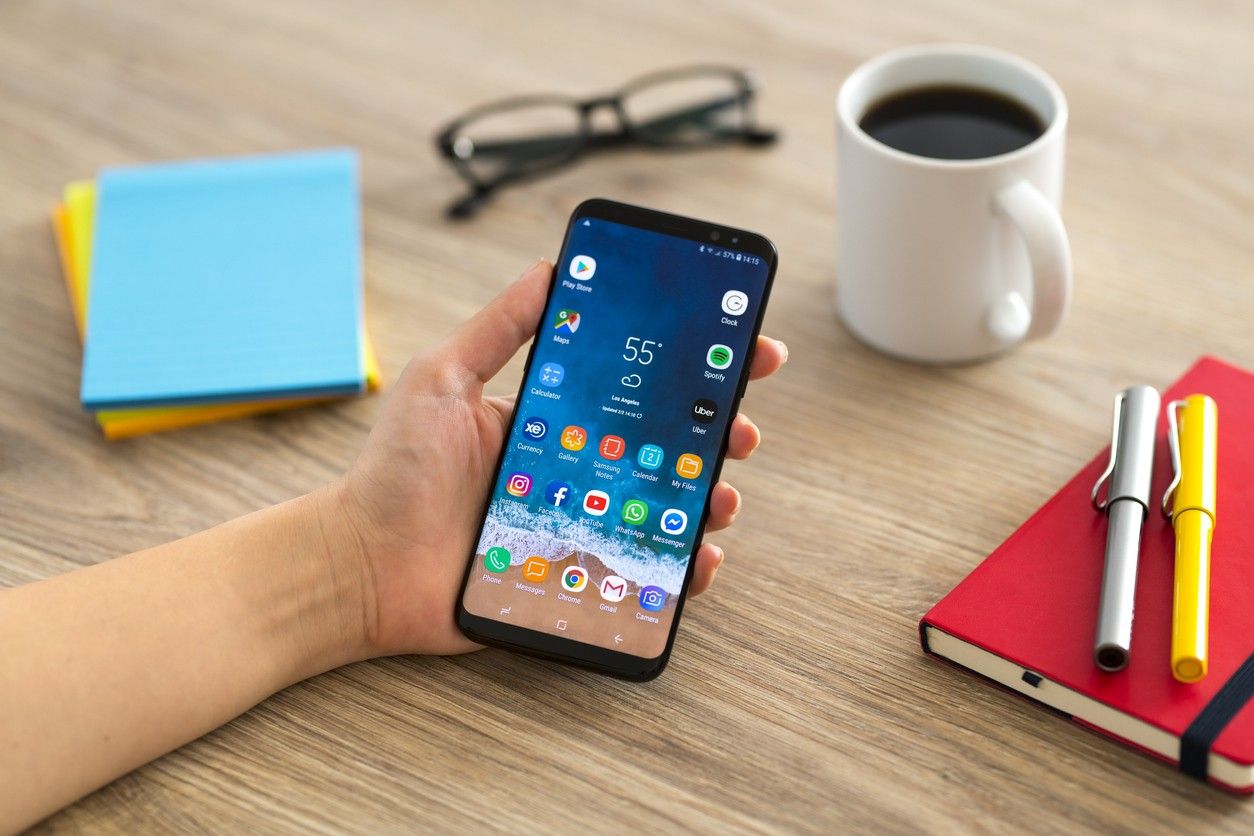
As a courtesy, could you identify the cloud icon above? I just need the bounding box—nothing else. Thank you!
[621,374,642,388]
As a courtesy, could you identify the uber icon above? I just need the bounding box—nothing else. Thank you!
[691,398,718,424]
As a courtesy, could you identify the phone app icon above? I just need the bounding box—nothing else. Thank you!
[721,290,749,316]
[676,453,703,480]
[560,425,587,451]
[600,575,628,603]
[569,255,596,281]
[622,499,649,525]
[637,443,664,470]
[706,344,733,370]
[691,399,718,424]
[599,434,625,460]
[484,546,511,573]
[522,417,548,441]
[562,565,589,592]
[523,556,549,583]
[639,585,667,612]
[553,309,581,334]
[583,489,609,516]
[660,508,688,536]
[544,480,574,507]
[505,472,533,497]
[539,362,565,387]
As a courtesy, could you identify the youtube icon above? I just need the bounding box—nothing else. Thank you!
[583,489,609,516]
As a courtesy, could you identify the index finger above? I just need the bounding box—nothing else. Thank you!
[748,336,788,380]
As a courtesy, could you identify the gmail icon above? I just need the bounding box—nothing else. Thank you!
[599,575,628,603]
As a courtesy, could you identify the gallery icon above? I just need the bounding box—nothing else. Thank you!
[721,290,749,316]
[553,309,580,334]
[544,480,574,507]
[539,362,565,387]
[621,499,649,525]
[637,443,664,470]
[583,489,609,516]
[562,565,589,592]
[505,472,533,497]
[569,254,596,281]
[706,344,733,370]
[561,425,587,451]
[639,585,667,612]
[599,575,628,603]
[660,508,688,536]
[691,398,718,424]
[676,453,703,480]
[523,556,549,583]
[484,546,511,573]
[599,434,625,460]
[522,416,548,441]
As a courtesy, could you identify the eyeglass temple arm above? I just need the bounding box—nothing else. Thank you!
[454,95,776,161]
[629,95,777,142]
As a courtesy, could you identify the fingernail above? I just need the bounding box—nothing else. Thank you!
[775,339,789,362]
[522,258,550,277]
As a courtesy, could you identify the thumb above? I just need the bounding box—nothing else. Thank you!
[440,259,552,391]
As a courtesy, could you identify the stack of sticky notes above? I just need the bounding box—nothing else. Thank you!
[50,149,381,439]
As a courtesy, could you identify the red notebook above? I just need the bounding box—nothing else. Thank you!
[921,356,1254,792]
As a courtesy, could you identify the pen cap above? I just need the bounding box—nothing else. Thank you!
[1109,385,1160,508]
[1173,394,1218,519]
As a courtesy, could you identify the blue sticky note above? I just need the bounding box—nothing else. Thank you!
[81,149,365,409]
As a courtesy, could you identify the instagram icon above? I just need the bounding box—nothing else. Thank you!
[505,472,533,497]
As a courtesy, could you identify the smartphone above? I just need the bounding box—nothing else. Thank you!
[456,198,777,680]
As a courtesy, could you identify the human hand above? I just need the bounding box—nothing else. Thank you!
[330,260,787,657]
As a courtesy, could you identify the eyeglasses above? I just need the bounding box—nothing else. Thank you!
[435,66,778,219]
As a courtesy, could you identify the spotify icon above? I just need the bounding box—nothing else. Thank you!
[706,344,733,370]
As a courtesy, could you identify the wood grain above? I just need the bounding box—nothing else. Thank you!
[2,0,1253,831]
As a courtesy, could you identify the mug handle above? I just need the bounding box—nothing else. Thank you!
[987,180,1072,343]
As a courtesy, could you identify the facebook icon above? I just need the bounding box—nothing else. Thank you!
[544,480,574,508]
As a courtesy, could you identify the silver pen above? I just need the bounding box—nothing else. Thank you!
[1090,385,1160,672]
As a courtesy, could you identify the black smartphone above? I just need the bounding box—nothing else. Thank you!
[456,198,777,680]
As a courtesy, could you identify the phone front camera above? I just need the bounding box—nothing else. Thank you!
[710,231,720,241]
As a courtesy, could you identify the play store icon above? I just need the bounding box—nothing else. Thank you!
[569,255,596,282]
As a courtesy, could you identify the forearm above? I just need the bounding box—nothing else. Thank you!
[0,484,369,831]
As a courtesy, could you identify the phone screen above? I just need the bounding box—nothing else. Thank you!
[460,202,774,669]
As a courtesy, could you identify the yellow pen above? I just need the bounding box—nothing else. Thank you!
[1162,394,1219,683]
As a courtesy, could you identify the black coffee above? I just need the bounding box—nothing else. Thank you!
[859,85,1045,160]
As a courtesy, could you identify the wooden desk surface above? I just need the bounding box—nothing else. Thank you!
[2,0,1253,831]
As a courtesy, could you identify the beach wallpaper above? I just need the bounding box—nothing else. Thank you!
[463,217,770,657]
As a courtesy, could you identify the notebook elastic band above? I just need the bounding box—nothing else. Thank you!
[1180,650,1254,780]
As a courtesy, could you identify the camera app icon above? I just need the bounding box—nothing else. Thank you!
[639,585,667,612]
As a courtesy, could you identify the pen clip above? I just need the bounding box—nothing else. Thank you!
[1091,392,1125,512]
[1161,399,1186,520]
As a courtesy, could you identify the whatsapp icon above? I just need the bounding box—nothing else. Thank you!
[621,499,649,526]
[484,546,511,573]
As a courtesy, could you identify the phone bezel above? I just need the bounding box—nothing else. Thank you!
[455,197,778,680]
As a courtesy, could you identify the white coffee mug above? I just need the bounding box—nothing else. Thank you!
[836,44,1071,363]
